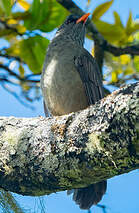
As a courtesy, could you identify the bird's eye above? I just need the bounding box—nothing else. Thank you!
[66,17,77,25]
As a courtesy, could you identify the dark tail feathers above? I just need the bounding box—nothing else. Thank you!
[70,180,107,210]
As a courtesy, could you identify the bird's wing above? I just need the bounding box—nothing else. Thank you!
[74,53,104,105]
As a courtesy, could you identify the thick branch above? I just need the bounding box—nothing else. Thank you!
[104,44,139,56]
[0,83,138,196]
[56,0,139,56]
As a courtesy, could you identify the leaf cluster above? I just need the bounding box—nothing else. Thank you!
[90,0,139,86]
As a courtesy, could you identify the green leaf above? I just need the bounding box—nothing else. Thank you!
[134,56,139,72]
[12,11,30,21]
[125,11,133,35]
[0,29,14,37]
[92,0,114,20]
[126,22,139,36]
[131,23,139,34]
[20,36,49,73]
[0,0,12,16]
[6,36,49,74]
[93,19,125,43]
[17,0,30,11]
[120,55,131,65]
[113,11,124,28]
[125,12,139,36]
[133,31,139,44]
[126,11,132,30]
[124,68,134,75]
[24,0,68,32]
[111,71,118,82]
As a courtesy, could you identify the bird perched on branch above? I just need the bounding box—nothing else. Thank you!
[41,13,107,210]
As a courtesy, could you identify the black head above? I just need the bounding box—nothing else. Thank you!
[55,14,90,46]
[64,14,79,25]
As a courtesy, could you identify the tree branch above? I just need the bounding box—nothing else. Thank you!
[0,53,23,63]
[0,64,22,80]
[104,44,139,56]
[0,64,40,83]
[56,0,139,56]
[0,83,138,196]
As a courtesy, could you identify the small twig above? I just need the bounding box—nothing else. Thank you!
[87,204,107,213]
[0,64,40,83]
[97,204,107,213]
[24,73,41,79]
[0,64,22,80]
[25,79,40,83]
[0,77,19,86]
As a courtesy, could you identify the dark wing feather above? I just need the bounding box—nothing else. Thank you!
[69,53,107,210]
[74,54,104,105]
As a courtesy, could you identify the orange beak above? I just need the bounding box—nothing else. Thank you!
[76,13,90,24]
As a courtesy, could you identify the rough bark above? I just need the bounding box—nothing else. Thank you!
[0,83,138,196]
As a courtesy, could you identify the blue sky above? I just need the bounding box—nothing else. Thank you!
[0,0,139,212]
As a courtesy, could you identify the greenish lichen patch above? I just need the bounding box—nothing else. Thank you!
[86,133,103,153]
[2,127,19,146]
[56,157,83,188]
[42,153,59,172]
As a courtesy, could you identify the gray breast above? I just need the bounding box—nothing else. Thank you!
[41,44,88,116]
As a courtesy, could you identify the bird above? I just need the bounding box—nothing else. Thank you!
[41,13,107,210]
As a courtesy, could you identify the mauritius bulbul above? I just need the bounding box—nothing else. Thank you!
[41,13,107,210]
